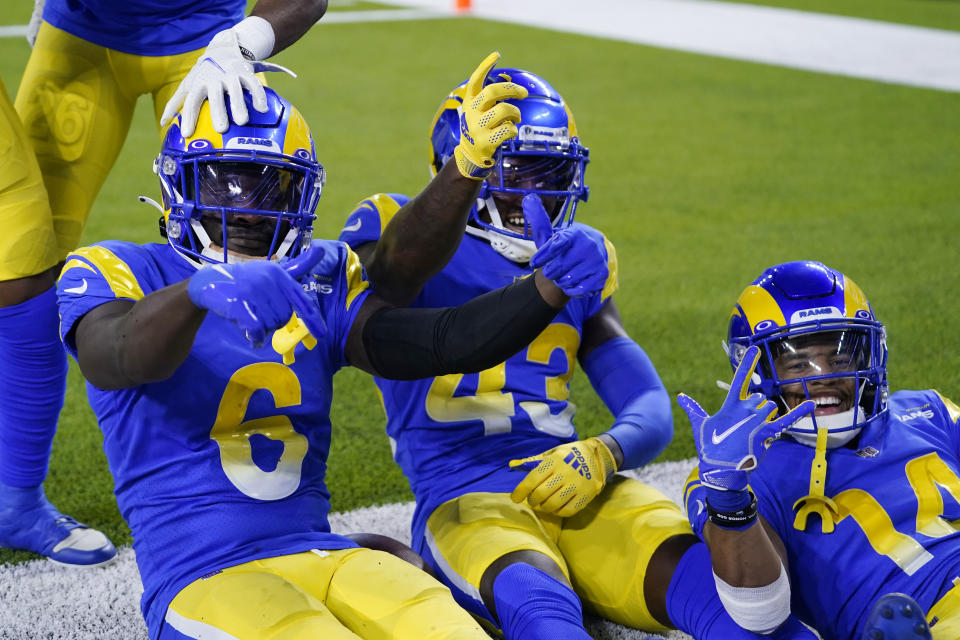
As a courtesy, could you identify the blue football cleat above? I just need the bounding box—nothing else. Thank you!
[862,593,932,640]
[0,482,116,567]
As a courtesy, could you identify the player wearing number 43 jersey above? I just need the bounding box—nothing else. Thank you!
[341,68,818,640]
[54,55,616,640]
[680,260,959,640]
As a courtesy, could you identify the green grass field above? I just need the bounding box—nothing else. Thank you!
[1,2,959,564]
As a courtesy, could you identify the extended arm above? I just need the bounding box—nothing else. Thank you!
[678,346,814,634]
[72,284,205,390]
[72,245,329,390]
[361,52,528,306]
[362,160,483,306]
[579,299,673,470]
[249,0,327,56]
[345,271,566,378]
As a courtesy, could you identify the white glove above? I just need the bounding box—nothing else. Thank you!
[26,0,45,47]
[160,19,296,138]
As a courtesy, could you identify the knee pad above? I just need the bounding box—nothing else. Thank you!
[492,563,591,640]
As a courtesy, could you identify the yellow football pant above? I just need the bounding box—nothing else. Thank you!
[929,577,960,640]
[164,548,491,639]
[11,22,200,275]
[0,78,57,280]
[425,475,692,632]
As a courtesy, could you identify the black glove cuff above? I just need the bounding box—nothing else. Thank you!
[706,493,758,530]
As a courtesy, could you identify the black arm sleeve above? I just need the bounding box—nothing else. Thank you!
[362,275,559,380]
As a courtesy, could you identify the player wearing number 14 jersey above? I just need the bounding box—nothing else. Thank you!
[680,261,959,639]
[340,69,820,640]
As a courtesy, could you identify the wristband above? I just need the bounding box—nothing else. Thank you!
[233,16,275,61]
[706,492,758,530]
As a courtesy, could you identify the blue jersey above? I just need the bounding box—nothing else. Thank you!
[44,0,244,56]
[339,194,623,550]
[685,390,960,640]
[57,240,371,639]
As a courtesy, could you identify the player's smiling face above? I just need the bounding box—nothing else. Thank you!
[485,155,571,233]
[772,332,861,416]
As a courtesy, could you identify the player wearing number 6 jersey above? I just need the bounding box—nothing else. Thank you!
[340,68,819,640]
[680,261,959,640]
[53,57,612,640]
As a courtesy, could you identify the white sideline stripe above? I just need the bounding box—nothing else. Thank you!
[0,25,26,37]
[165,608,242,640]
[377,0,960,93]
[3,1,957,91]
[0,459,696,640]
[318,8,456,23]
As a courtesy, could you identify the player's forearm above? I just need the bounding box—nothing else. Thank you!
[704,514,783,588]
[583,336,673,469]
[365,160,483,306]
[78,282,206,389]
[355,272,564,378]
[250,0,327,56]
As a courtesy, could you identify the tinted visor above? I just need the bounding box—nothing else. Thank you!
[770,330,871,382]
[190,161,304,213]
[488,155,579,194]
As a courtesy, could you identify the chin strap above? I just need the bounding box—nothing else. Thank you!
[792,427,839,533]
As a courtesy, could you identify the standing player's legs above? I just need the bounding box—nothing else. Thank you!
[422,492,592,639]
[558,476,818,639]
[0,21,142,565]
[0,73,114,566]
[161,548,491,639]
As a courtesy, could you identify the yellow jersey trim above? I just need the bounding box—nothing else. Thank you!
[367,193,405,236]
[600,235,619,302]
[343,246,370,311]
[934,390,960,424]
[65,246,145,300]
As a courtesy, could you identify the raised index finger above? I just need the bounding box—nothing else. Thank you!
[464,51,501,100]
[283,242,328,280]
[523,194,554,249]
[732,345,762,402]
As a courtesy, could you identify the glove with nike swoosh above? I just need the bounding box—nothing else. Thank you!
[508,437,617,517]
[678,345,815,491]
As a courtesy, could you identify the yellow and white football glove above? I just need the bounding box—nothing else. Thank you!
[509,437,618,517]
[160,17,294,138]
[454,52,529,179]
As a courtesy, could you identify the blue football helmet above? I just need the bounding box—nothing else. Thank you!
[727,261,888,447]
[429,68,589,262]
[155,87,324,265]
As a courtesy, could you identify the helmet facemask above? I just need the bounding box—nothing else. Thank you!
[430,68,589,264]
[733,324,888,448]
[156,88,324,267]
[467,127,589,264]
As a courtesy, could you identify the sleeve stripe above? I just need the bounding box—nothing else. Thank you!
[934,390,960,424]
[59,258,96,280]
[600,235,619,302]
[365,193,404,235]
[65,246,145,300]
[343,247,370,311]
